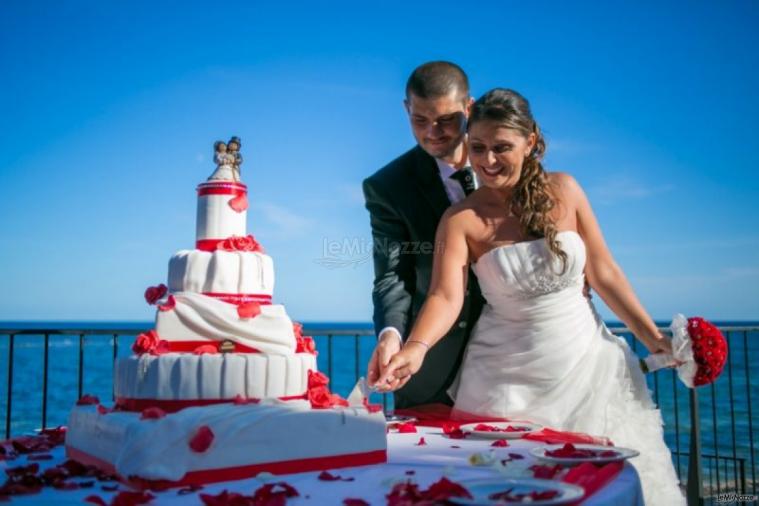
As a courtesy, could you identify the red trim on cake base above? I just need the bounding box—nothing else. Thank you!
[160,340,262,353]
[66,445,387,491]
[114,394,307,413]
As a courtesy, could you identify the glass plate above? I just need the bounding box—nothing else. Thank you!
[459,421,542,439]
[530,443,639,465]
[449,477,584,505]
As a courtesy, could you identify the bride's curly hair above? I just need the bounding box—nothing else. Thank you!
[468,88,567,271]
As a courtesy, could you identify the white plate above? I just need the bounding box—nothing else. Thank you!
[530,443,639,466]
[449,477,584,505]
[459,421,542,439]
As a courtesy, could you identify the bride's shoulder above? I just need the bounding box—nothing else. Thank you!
[546,171,586,203]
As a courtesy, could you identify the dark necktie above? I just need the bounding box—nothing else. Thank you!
[450,167,475,196]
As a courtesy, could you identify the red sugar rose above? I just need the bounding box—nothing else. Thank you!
[143,284,167,305]
[218,235,263,253]
[131,330,168,356]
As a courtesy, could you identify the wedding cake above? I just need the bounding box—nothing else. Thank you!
[65,138,387,489]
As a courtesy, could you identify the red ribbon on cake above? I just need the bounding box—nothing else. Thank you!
[197,182,247,197]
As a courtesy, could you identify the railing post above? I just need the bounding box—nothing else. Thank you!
[687,388,704,506]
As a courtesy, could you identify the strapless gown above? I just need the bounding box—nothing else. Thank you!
[449,231,684,505]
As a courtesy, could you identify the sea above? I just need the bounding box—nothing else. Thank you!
[1,320,757,489]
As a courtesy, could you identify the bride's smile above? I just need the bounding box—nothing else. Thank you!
[468,119,536,190]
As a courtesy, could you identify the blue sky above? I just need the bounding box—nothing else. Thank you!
[1,1,757,322]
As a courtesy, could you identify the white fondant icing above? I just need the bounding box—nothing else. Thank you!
[154,292,296,354]
[196,193,246,241]
[114,353,317,401]
[168,250,274,295]
[66,403,387,481]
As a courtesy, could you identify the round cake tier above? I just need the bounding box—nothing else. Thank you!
[196,181,247,243]
[114,352,318,406]
[168,249,274,299]
[154,292,296,355]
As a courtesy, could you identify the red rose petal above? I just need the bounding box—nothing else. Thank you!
[140,407,167,420]
[362,398,383,413]
[193,344,218,355]
[110,490,155,505]
[237,301,261,319]
[343,500,370,506]
[424,476,473,501]
[189,425,214,453]
[84,496,108,506]
[158,295,176,312]
[491,439,509,447]
[397,422,417,433]
[200,490,246,506]
[96,405,112,415]
[228,193,249,212]
[415,437,427,446]
[232,394,259,405]
[318,470,342,481]
[77,395,100,406]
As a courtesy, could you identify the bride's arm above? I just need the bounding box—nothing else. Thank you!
[563,173,672,354]
[374,207,470,391]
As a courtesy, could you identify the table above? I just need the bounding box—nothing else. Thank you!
[6,426,644,505]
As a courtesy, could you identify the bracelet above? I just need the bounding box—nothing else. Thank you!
[405,339,430,350]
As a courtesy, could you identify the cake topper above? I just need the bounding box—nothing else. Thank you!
[208,136,242,182]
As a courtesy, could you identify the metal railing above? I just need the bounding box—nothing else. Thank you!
[0,325,757,505]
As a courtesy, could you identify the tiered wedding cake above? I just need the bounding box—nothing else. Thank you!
[65,138,387,489]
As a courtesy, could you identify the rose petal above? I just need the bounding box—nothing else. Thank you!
[84,496,108,506]
[77,395,100,406]
[491,439,509,447]
[343,500,370,506]
[415,437,427,446]
[397,422,417,433]
[140,407,167,420]
[237,301,261,319]
[193,344,218,355]
[158,295,176,312]
[189,426,214,453]
[317,470,342,481]
[228,193,248,212]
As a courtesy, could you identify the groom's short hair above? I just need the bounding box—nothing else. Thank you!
[405,61,469,100]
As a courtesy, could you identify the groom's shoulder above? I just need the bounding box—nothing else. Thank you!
[365,146,424,188]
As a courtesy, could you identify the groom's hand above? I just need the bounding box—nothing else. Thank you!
[367,330,402,389]
[375,344,426,392]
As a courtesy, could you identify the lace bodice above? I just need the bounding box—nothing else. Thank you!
[472,230,586,301]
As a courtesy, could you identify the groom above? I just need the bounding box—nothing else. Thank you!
[363,61,484,408]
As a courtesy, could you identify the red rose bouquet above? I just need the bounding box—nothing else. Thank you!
[642,314,728,387]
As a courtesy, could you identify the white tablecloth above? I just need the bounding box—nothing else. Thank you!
[8,426,644,505]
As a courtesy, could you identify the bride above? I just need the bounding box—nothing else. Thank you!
[373,88,685,505]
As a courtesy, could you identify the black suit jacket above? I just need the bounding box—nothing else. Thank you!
[363,145,484,408]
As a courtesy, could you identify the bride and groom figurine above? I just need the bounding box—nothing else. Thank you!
[209,136,243,182]
[363,62,685,505]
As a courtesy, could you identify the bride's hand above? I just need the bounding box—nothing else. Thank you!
[374,343,427,392]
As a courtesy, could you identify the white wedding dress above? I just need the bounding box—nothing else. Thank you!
[449,230,685,506]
